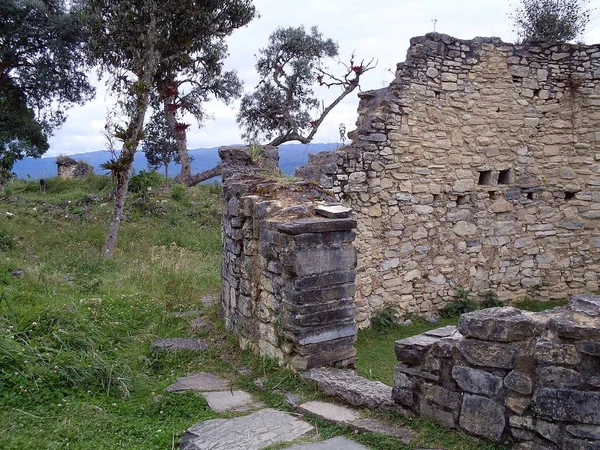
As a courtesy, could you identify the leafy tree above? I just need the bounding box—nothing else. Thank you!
[85,0,255,256]
[0,0,94,180]
[141,113,180,180]
[237,25,375,147]
[510,0,592,42]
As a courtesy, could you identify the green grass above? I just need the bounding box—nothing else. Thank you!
[0,176,511,449]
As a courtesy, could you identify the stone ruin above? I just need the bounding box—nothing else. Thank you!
[394,295,600,449]
[56,156,94,179]
[297,32,600,327]
[219,146,358,370]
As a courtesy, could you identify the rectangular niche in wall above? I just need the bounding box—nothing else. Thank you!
[478,170,493,185]
[498,169,514,185]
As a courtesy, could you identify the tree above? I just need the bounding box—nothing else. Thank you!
[0,0,94,179]
[141,113,180,180]
[510,0,592,42]
[237,26,375,147]
[86,0,256,257]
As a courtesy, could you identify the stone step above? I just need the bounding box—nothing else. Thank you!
[150,337,208,352]
[302,367,406,414]
[165,372,230,393]
[202,390,263,413]
[297,400,417,445]
[180,408,314,450]
[286,436,368,449]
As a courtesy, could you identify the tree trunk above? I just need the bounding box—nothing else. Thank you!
[103,173,130,257]
[188,164,222,187]
[163,97,192,185]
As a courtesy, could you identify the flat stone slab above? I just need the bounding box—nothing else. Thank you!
[150,338,208,352]
[287,436,368,449]
[298,400,416,445]
[202,390,262,413]
[180,408,314,450]
[302,367,404,413]
[165,372,230,393]
[298,400,361,423]
[169,310,203,318]
[189,317,214,332]
[315,204,352,219]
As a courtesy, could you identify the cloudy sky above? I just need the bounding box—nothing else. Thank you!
[46,0,600,157]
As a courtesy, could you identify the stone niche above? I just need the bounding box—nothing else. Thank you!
[393,295,600,449]
[219,146,358,370]
[296,32,600,327]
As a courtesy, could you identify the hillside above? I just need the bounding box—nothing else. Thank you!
[12,143,341,180]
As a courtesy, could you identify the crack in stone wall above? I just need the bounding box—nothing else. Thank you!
[296,32,600,327]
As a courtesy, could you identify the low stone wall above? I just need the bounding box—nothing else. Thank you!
[393,295,600,448]
[219,146,358,370]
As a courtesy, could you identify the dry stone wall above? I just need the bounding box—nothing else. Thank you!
[393,295,600,449]
[219,146,358,370]
[297,33,600,327]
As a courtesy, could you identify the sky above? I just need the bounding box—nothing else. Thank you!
[45,0,600,157]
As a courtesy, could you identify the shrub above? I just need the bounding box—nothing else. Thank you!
[170,184,187,201]
[481,290,503,308]
[128,170,163,195]
[371,306,399,331]
[440,287,477,318]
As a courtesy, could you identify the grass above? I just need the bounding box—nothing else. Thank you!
[0,175,520,449]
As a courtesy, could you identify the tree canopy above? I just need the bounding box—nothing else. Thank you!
[0,0,93,178]
[510,0,592,42]
[237,25,374,147]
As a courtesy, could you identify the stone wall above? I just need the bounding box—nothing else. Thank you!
[219,146,358,370]
[297,33,600,327]
[393,295,600,449]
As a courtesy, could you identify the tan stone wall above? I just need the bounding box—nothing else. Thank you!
[298,33,600,327]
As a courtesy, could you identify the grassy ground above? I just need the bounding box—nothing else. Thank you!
[0,175,512,449]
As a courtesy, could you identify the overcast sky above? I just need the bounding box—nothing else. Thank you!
[46,0,600,157]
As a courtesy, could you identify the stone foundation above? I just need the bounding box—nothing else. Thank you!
[219,146,358,370]
[297,32,600,327]
[393,295,600,448]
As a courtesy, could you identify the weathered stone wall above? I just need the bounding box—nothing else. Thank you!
[393,295,600,449]
[57,160,94,179]
[220,146,358,370]
[297,33,600,327]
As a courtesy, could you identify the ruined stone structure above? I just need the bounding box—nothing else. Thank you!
[219,146,358,370]
[393,295,600,449]
[56,156,94,179]
[297,33,600,327]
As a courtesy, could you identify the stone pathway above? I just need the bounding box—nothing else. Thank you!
[150,337,208,352]
[286,436,368,449]
[202,390,264,413]
[165,372,230,393]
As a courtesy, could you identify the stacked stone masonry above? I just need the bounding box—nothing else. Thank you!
[296,33,600,327]
[219,146,358,370]
[393,295,600,449]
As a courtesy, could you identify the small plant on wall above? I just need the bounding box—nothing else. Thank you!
[440,287,477,318]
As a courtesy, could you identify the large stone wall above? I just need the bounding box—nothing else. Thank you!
[219,146,358,370]
[297,33,600,327]
[393,295,600,449]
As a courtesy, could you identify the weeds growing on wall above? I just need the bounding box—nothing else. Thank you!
[439,287,477,318]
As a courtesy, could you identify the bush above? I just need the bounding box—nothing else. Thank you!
[440,287,477,318]
[128,170,163,195]
[371,306,399,331]
[170,184,187,201]
[0,229,14,251]
[481,291,503,308]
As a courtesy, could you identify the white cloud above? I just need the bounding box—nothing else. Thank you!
[47,0,600,156]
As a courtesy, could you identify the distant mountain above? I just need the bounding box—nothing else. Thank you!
[12,143,342,180]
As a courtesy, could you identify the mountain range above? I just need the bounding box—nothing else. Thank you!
[12,143,342,180]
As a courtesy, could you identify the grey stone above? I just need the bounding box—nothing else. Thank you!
[298,400,360,423]
[420,398,456,429]
[287,247,357,277]
[315,204,352,219]
[180,408,314,450]
[534,419,561,444]
[459,394,506,441]
[150,338,208,353]
[165,372,230,393]
[570,295,600,316]
[538,366,582,388]
[302,367,401,412]
[395,334,441,365]
[286,436,368,450]
[535,388,600,424]
[189,317,214,332]
[534,340,581,365]
[567,424,600,440]
[424,325,459,338]
[276,218,356,235]
[202,390,261,413]
[170,310,203,318]
[548,313,600,340]
[562,437,600,450]
[284,392,302,408]
[421,383,461,410]
[452,365,503,396]
[459,339,519,369]
[504,371,533,395]
[458,307,538,342]
[351,417,418,444]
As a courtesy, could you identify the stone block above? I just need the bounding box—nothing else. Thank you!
[286,246,357,277]
[571,295,600,316]
[459,339,519,369]
[459,394,506,441]
[291,231,356,248]
[504,371,533,395]
[452,365,503,396]
[420,398,456,428]
[275,218,356,235]
[567,424,600,440]
[534,340,580,365]
[535,388,600,424]
[395,334,441,365]
[548,313,600,340]
[459,307,538,342]
[421,383,462,410]
[538,366,582,389]
[295,270,356,291]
